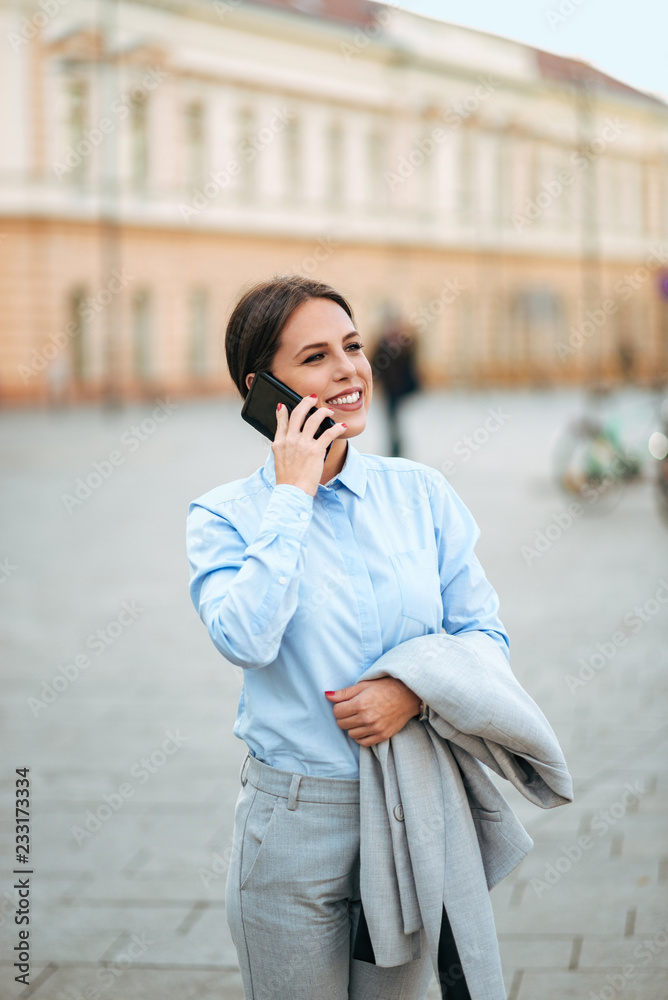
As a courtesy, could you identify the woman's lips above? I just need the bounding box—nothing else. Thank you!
[325,393,364,412]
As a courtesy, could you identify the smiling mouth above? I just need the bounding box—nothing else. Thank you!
[325,389,362,406]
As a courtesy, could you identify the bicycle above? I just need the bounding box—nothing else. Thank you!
[553,382,668,519]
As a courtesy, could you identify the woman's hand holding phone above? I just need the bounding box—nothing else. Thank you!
[273,395,347,496]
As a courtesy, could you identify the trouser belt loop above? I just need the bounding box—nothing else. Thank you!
[287,773,303,811]
[240,753,251,786]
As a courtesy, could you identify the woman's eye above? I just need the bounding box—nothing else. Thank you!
[303,342,364,364]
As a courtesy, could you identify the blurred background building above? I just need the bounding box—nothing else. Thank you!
[1,0,668,406]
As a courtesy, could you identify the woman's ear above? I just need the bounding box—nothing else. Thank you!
[245,372,255,391]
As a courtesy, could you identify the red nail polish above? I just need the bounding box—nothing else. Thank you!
[324,691,335,696]
[276,402,282,411]
[310,394,318,398]
[341,423,347,429]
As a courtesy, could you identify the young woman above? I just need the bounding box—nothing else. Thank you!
[186,275,510,1000]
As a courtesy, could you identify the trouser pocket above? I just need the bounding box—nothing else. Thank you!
[238,785,280,891]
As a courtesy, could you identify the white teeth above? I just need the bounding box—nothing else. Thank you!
[327,390,360,405]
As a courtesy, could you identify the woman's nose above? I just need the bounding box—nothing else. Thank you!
[333,351,357,376]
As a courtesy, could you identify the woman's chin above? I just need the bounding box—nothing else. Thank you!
[341,415,366,438]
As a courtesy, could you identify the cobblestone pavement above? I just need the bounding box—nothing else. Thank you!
[1,387,666,1000]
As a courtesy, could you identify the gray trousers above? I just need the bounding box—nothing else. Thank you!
[226,753,434,1000]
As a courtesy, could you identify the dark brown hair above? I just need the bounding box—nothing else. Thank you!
[225,274,355,399]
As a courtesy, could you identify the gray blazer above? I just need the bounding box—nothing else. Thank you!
[356,630,573,1000]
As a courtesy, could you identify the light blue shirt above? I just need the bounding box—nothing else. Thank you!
[186,441,509,778]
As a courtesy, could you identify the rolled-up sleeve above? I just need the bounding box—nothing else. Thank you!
[187,484,314,668]
[428,473,510,661]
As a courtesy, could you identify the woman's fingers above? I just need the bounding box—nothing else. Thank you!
[272,394,348,496]
[275,400,288,435]
[277,397,347,452]
[296,403,336,438]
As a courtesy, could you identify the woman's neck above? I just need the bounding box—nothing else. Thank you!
[319,438,348,486]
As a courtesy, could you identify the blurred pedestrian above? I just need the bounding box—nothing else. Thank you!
[371,318,421,457]
[46,351,72,408]
[616,339,635,383]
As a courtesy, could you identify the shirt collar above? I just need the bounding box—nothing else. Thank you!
[261,440,367,498]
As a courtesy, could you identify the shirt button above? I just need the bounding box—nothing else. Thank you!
[278,576,287,585]
[393,804,404,822]
[299,512,309,521]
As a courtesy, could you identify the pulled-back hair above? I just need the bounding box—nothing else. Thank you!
[225,274,355,399]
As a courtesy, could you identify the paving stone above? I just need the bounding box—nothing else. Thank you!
[579,934,668,970]
[496,934,574,970]
[516,969,668,1000]
[5,964,246,1000]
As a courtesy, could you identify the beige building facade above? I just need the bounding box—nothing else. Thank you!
[1,0,668,404]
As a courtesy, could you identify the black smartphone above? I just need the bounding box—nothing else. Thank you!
[241,371,336,454]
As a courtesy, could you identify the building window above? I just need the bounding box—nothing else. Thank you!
[496,134,510,226]
[188,288,209,378]
[130,95,149,190]
[132,289,152,379]
[368,124,388,209]
[327,117,344,207]
[69,287,89,380]
[237,104,257,202]
[185,101,206,190]
[455,295,476,381]
[68,80,88,187]
[620,161,641,233]
[457,129,473,217]
[510,289,564,381]
[283,114,301,203]
[556,148,573,225]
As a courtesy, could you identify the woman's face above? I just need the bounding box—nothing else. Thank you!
[246,296,373,438]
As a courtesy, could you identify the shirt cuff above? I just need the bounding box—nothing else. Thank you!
[260,483,314,540]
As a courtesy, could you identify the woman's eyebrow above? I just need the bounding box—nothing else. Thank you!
[294,330,359,357]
